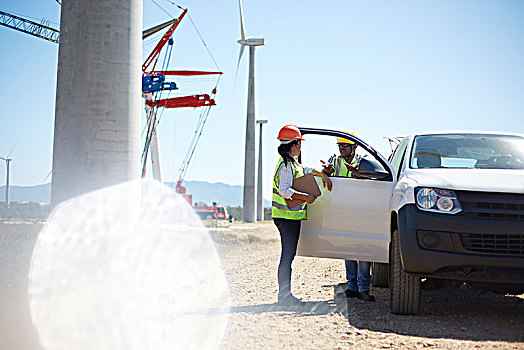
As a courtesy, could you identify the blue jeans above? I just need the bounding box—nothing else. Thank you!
[345,260,371,292]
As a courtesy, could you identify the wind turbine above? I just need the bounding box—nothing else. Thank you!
[235,0,265,223]
[1,143,16,206]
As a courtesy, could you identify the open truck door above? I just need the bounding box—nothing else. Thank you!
[296,128,396,263]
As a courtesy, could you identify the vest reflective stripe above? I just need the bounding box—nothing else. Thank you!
[271,200,307,212]
[271,188,307,211]
[333,155,361,177]
[272,157,307,220]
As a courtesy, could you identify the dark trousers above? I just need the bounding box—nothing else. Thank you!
[273,218,301,296]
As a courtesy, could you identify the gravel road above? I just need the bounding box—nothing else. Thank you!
[211,221,524,350]
[1,221,523,349]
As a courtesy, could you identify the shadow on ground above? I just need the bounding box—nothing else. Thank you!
[203,282,523,344]
[192,299,342,317]
[332,282,524,343]
[228,300,342,315]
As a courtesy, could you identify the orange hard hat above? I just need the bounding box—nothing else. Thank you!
[277,125,305,141]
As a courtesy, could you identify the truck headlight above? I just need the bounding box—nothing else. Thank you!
[415,187,462,214]
[416,188,437,209]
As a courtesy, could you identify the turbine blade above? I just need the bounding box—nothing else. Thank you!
[238,0,246,40]
[225,45,246,124]
[233,45,245,94]
[42,170,52,183]
[7,142,16,158]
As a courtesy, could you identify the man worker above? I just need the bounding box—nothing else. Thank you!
[321,131,376,302]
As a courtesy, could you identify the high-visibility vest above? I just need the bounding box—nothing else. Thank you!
[271,156,307,220]
[333,155,362,178]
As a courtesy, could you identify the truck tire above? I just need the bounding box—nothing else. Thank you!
[390,229,421,315]
[371,262,389,287]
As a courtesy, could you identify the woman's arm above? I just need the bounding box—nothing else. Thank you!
[291,191,316,204]
[310,169,333,191]
[278,165,295,199]
[279,165,317,204]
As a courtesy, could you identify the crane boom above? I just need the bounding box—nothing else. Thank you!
[145,94,216,109]
[143,18,177,39]
[142,8,188,74]
[0,10,59,43]
[1,9,191,46]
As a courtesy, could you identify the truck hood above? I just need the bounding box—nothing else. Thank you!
[404,168,524,194]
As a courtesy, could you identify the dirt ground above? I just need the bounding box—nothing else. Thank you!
[1,221,523,349]
[211,221,524,350]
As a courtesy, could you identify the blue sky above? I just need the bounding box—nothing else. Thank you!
[1,0,523,201]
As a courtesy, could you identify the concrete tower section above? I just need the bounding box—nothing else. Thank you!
[256,119,267,221]
[242,46,256,223]
[51,0,142,206]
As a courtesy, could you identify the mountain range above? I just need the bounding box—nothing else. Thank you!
[0,181,271,207]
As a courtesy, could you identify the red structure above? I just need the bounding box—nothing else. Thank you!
[175,181,230,222]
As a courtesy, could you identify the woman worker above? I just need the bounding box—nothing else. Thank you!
[272,125,332,305]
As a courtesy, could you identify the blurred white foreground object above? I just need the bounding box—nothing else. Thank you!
[30,179,230,349]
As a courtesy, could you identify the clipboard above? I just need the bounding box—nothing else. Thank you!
[285,173,322,208]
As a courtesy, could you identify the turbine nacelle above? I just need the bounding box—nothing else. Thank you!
[237,37,265,46]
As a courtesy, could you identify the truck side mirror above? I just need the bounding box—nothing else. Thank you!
[358,158,390,180]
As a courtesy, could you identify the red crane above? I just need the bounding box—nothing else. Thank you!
[140,7,222,181]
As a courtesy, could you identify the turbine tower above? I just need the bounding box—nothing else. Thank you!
[256,119,267,221]
[1,144,15,206]
[236,0,264,223]
[51,0,142,206]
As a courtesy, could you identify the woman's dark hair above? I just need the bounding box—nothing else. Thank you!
[278,140,299,166]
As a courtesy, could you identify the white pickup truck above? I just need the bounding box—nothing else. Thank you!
[296,128,524,315]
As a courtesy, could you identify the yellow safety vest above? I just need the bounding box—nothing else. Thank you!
[333,155,362,178]
[272,157,307,220]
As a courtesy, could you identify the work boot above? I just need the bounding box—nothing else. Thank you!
[357,290,376,302]
[344,289,359,298]
[277,293,302,305]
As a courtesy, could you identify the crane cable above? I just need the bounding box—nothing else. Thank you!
[174,98,215,185]
[155,0,222,72]
[186,12,221,72]
[168,2,223,184]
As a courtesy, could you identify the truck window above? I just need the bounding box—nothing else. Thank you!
[389,137,408,176]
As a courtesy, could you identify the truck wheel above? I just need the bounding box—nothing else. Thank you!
[371,262,389,287]
[389,229,421,315]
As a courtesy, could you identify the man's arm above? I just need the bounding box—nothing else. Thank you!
[344,161,365,179]
[321,160,334,176]
[320,154,336,176]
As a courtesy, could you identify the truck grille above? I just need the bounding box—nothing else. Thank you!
[460,233,524,257]
[456,191,524,220]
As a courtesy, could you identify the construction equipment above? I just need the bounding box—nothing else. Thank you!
[2,5,225,217]
[0,10,59,43]
[140,6,228,225]
[140,7,222,180]
[194,202,231,225]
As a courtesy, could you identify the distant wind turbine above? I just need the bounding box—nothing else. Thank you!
[235,0,265,223]
[1,143,16,206]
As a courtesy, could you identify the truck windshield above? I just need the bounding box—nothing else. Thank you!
[410,134,524,169]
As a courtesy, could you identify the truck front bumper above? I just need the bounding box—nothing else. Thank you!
[398,205,524,283]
